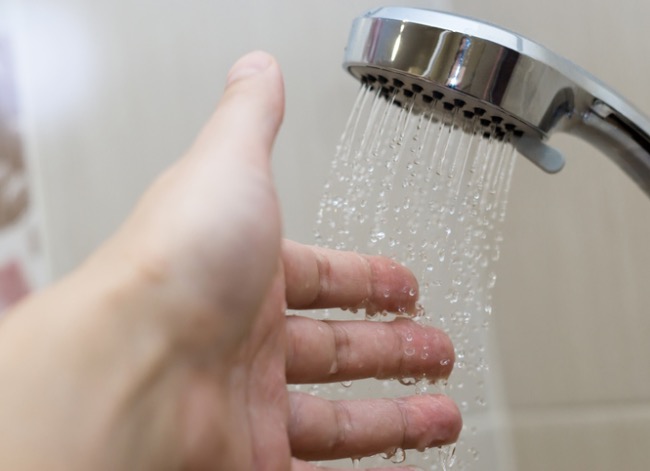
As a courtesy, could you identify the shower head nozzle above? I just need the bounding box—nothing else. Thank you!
[343,7,650,195]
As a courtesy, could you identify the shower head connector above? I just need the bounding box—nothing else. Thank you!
[343,7,650,196]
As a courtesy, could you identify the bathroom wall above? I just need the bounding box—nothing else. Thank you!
[7,0,650,469]
[453,2,650,470]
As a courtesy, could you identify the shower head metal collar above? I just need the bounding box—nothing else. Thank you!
[343,7,650,196]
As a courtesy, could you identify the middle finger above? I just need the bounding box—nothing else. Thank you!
[285,316,454,384]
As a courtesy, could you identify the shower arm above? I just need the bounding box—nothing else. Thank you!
[571,101,650,196]
[343,8,650,198]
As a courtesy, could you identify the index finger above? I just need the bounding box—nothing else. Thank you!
[282,240,419,315]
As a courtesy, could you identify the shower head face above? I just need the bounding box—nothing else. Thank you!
[344,8,584,139]
[343,7,650,189]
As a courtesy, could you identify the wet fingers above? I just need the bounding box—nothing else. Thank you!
[288,392,462,462]
[282,240,419,315]
[286,317,454,384]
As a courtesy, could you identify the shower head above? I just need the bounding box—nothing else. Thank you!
[343,7,650,196]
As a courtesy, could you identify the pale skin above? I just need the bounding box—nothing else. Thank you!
[0,52,461,470]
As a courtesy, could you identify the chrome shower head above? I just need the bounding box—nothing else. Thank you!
[343,7,650,196]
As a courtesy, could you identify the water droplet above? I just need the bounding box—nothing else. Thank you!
[399,377,417,386]
[381,447,406,463]
[365,310,380,320]
[439,444,457,471]
[445,289,460,304]
[341,380,353,388]
[434,378,448,393]
[415,378,430,395]
[391,448,406,464]
[487,271,497,289]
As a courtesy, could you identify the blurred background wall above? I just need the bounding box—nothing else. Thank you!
[453,2,650,470]
[5,0,650,469]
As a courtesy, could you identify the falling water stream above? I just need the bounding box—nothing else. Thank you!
[299,83,517,470]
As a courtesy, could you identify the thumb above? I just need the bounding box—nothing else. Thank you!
[154,52,285,319]
[189,51,285,171]
[96,52,286,342]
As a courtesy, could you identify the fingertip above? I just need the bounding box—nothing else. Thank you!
[223,50,284,116]
[434,394,463,444]
[408,394,463,448]
[226,50,274,85]
[365,256,419,315]
[189,50,285,169]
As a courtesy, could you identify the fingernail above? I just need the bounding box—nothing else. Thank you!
[227,51,273,85]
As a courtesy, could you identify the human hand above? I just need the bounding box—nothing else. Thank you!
[0,52,461,470]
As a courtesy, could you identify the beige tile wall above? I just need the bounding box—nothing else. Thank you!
[454,1,650,469]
